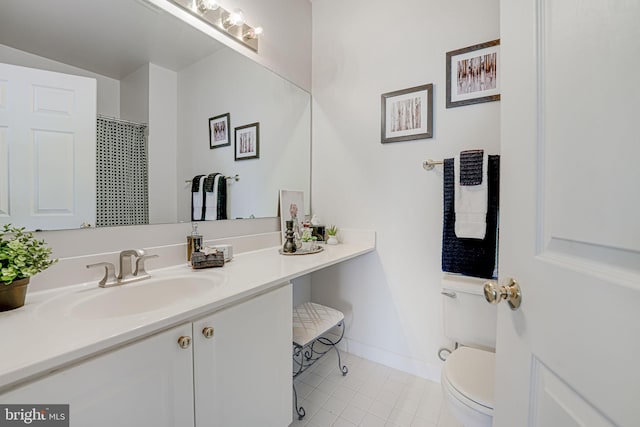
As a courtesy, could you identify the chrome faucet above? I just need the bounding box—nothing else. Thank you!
[87,249,158,288]
[117,249,146,281]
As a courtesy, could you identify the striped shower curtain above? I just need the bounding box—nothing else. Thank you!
[96,116,149,227]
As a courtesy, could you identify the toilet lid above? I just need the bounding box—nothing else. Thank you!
[443,346,495,410]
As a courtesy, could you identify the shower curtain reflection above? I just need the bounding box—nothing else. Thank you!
[96,116,149,227]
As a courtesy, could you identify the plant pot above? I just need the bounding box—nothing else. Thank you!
[301,241,312,251]
[327,235,338,245]
[0,277,30,312]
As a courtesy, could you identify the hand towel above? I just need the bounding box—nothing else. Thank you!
[191,175,206,221]
[454,151,488,239]
[204,173,222,221]
[459,149,484,185]
[217,176,227,220]
[442,155,500,279]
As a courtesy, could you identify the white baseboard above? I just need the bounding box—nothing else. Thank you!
[326,332,442,383]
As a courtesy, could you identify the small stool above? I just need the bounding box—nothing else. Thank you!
[292,302,348,420]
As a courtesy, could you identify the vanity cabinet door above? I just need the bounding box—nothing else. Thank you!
[193,283,292,427]
[1,323,195,427]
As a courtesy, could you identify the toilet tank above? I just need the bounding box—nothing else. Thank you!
[442,274,498,350]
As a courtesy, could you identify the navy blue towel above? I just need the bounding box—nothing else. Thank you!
[191,174,205,192]
[202,173,228,220]
[203,173,217,192]
[217,176,227,220]
[442,155,500,279]
[459,149,484,185]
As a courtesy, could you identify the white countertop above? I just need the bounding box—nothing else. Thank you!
[0,240,374,391]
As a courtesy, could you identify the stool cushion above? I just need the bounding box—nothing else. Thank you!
[293,302,345,347]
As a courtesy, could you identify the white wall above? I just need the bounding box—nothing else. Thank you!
[150,0,312,91]
[120,64,150,124]
[149,64,178,224]
[310,0,500,380]
[0,44,120,117]
[177,47,311,221]
[120,63,179,225]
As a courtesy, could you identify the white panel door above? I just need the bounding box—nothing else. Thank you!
[0,62,96,230]
[495,0,640,426]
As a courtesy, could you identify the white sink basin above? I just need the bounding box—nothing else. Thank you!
[38,274,225,320]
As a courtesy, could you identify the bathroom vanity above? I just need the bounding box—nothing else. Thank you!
[0,236,374,427]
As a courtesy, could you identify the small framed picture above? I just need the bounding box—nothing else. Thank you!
[209,113,231,149]
[446,39,500,108]
[381,84,433,144]
[234,122,260,160]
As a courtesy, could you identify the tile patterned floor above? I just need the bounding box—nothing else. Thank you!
[290,349,462,427]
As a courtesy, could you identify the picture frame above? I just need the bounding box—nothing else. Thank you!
[208,113,231,149]
[381,84,433,144]
[234,122,260,160]
[446,39,500,108]
[279,189,305,243]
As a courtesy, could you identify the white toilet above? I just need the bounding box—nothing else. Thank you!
[440,275,498,427]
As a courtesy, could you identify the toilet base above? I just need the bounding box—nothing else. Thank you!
[440,346,495,427]
[441,377,493,427]
[444,395,493,427]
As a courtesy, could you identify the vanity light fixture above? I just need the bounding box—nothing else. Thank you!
[223,9,245,28]
[171,0,262,52]
[195,0,219,13]
[243,26,263,40]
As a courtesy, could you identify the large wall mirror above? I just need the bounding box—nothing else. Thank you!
[0,0,310,231]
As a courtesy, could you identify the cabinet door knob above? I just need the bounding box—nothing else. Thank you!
[202,327,215,339]
[177,336,192,349]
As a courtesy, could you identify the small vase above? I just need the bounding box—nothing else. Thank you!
[282,220,297,253]
[327,235,338,245]
[301,241,312,251]
[0,277,30,312]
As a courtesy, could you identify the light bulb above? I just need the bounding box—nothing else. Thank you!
[196,0,218,13]
[229,9,245,26]
[243,26,263,40]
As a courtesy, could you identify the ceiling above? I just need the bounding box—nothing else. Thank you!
[0,0,226,80]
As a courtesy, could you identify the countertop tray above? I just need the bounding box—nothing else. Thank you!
[279,246,324,256]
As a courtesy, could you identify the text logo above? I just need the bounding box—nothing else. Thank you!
[0,405,68,426]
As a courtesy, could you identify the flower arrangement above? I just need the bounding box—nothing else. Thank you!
[1,224,57,285]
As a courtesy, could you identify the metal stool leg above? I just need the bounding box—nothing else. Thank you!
[292,345,306,420]
[316,321,348,376]
[293,383,306,420]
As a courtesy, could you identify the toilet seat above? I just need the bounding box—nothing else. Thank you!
[442,346,495,416]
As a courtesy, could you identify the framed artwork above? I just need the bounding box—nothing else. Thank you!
[234,122,260,160]
[381,83,433,144]
[279,189,305,243]
[209,113,231,149]
[446,39,500,108]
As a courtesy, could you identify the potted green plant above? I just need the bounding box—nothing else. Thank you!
[326,225,339,245]
[0,224,57,312]
[300,227,318,251]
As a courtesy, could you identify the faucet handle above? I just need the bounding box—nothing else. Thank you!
[134,254,159,277]
[86,262,117,287]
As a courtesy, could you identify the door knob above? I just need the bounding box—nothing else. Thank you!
[202,327,215,339]
[177,336,192,349]
[483,278,522,310]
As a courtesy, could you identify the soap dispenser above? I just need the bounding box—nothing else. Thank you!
[187,223,203,262]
